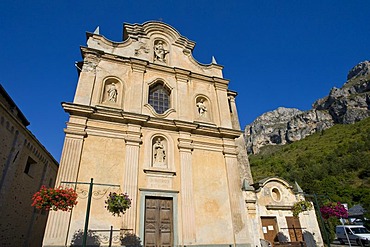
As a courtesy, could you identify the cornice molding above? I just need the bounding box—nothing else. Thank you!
[148,63,174,74]
[143,168,176,177]
[62,103,241,139]
[266,205,293,210]
[173,120,197,132]
[192,140,223,152]
[79,46,227,85]
[80,46,104,58]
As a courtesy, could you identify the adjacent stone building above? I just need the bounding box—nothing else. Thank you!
[43,21,324,247]
[0,84,59,247]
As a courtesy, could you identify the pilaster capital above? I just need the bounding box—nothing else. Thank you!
[64,129,87,139]
[227,90,238,100]
[130,58,147,73]
[80,47,102,73]
[174,67,191,82]
[213,77,229,91]
[222,138,238,156]
[124,136,142,146]
[178,138,193,152]
[125,124,142,146]
[64,118,87,138]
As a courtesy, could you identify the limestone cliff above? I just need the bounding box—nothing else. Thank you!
[245,61,370,154]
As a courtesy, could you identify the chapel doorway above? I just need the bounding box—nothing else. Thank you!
[285,216,304,242]
[144,197,173,247]
[261,217,279,245]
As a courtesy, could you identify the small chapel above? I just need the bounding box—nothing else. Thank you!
[43,21,324,247]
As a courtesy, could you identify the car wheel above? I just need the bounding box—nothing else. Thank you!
[356,239,363,246]
[339,238,345,244]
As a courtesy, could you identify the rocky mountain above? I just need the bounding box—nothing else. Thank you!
[245,61,370,154]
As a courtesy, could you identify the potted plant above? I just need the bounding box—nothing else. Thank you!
[292,200,313,217]
[31,185,78,211]
[105,192,131,217]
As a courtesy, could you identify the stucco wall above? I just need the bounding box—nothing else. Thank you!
[0,91,59,247]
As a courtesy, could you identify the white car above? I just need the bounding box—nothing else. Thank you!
[336,225,370,246]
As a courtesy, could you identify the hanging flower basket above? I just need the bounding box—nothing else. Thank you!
[31,185,78,211]
[320,202,348,219]
[105,192,131,217]
[292,200,313,217]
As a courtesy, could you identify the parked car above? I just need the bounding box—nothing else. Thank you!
[336,225,370,246]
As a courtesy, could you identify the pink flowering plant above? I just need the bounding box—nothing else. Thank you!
[105,192,131,217]
[31,185,78,211]
[320,202,348,219]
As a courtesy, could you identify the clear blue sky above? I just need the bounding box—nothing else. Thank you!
[1,1,369,161]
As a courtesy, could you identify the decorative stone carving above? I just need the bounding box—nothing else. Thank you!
[134,41,149,56]
[107,83,118,102]
[82,53,100,72]
[153,137,166,168]
[154,40,169,63]
[196,99,207,117]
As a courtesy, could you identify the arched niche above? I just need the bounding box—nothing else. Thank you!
[195,95,212,121]
[153,39,169,64]
[151,135,168,169]
[100,77,124,106]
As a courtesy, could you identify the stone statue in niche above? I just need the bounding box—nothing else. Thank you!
[196,99,207,117]
[154,40,169,63]
[107,83,118,102]
[153,137,166,167]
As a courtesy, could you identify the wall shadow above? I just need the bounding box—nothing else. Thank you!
[120,232,142,247]
[276,232,289,242]
[70,229,101,247]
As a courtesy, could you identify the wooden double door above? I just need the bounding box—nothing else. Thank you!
[261,216,304,245]
[285,217,303,242]
[144,197,173,247]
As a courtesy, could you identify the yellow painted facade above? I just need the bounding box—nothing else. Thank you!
[43,22,324,247]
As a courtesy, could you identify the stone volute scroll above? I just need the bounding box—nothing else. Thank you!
[152,137,167,168]
[153,40,169,63]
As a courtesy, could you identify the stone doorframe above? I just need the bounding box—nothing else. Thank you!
[139,188,179,246]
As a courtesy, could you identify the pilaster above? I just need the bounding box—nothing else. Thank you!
[73,50,100,105]
[128,59,147,114]
[43,123,86,246]
[228,91,240,130]
[175,68,191,121]
[178,132,196,244]
[214,78,232,128]
[223,138,250,245]
[122,124,142,232]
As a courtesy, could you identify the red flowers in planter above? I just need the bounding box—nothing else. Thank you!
[320,202,348,219]
[31,186,78,211]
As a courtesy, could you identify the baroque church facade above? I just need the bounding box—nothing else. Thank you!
[43,21,323,247]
